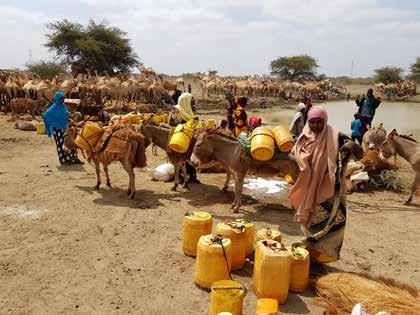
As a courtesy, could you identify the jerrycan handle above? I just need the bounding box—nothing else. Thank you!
[266,227,272,237]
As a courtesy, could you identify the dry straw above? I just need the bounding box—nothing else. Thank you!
[314,272,420,315]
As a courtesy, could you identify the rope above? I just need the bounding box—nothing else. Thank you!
[212,235,232,280]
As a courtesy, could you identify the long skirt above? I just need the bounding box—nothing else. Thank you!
[52,128,78,165]
[302,190,346,263]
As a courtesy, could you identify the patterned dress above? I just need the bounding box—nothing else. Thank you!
[52,128,78,165]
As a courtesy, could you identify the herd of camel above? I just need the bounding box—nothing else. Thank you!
[0,66,349,110]
[375,80,417,98]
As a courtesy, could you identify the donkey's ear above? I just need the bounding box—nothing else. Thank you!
[388,129,398,140]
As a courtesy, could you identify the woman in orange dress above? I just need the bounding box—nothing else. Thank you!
[233,96,248,137]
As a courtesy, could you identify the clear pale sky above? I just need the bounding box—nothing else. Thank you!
[1,0,419,77]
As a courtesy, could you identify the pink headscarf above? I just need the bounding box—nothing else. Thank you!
[307,106,325,121]
[289,106,339,226]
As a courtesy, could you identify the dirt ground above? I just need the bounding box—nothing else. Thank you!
[1,113,419,315]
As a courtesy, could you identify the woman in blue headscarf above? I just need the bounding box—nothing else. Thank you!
[43,91,82,165]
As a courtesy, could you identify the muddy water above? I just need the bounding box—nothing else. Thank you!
[258,100,420,134]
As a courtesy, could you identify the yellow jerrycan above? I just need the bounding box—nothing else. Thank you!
[215,222,247,270]
[36,122,46,135]
[210,280,245,315]
[233,219,255,256]
[287,244,310,293]
[206,118,217,128]
[195,235,232,289]
[256,227,282,243]
[272,126,294,152]
[160,113,169,123]
[256,298,279,315]
[168,122,194,153]
[251,127,275,161]
[182,211,212,257]
[253,240,292,304]
[75,122,103,151]
[151,114,162,124]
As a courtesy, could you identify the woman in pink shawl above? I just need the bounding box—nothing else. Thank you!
[290,106,349,263]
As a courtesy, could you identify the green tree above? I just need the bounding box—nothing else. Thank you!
[409,57,420,82]
[208,69,218,76]
[270,55,318,80]
[374,66,403,84]
[45,19,139,75]
[26,60,68,80]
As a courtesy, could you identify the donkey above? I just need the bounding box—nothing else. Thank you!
[66,125,147,199]
[141,122,195,191]
[191,128,363,212]
[380,129,420,204]
[362,123,386,152]
[190,128,300,212]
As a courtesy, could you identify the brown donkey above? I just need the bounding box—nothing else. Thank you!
[66,125,147,199]
[141,122,195,191]
[380,129,420,204]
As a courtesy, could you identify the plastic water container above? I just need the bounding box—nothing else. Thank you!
[273,126,294,152]
[75,122,103,151]
[195,235,232,289]
[207,119,216,128]
[152,114,162,124]
[215,222,247,270]
[287,244,310,293]
[169,123,194,153]
[210,280,245,315]
[36,122,46,135]
[161,113,169,123]
[253,240,292,304]
[182,211,212,256]
[233,219,255,256]
[256,298,279,315]
[256,227,282,243]
[251,127,275,161]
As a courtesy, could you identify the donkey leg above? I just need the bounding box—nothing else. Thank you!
[222,169,232,192]
[231,172,240,209]
[104,164,112,188]
[122,162,136,199]
[405,174,419,205]
[129,167,136,199]
[182,162,189,190]
[94,161,101,190]
[171,163,179,191]
[233,173,245,213]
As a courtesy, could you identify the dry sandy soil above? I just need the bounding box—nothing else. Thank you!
[0,113,419,315]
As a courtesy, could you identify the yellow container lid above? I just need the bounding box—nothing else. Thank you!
[184,211,212,225]
[202,234,231,247]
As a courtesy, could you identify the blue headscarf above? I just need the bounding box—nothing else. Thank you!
[43,91,69,137]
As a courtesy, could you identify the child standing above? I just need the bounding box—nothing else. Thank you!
[351,113,363,144]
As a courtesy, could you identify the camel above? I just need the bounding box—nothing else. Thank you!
[380,129,420,205]
[148,81,168,104]
[5,77,20,101]
[176,77,185,91]
[10,98,37,120]
[66,125,147,199]
[60,79,78,97]
[22,79,38,99]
